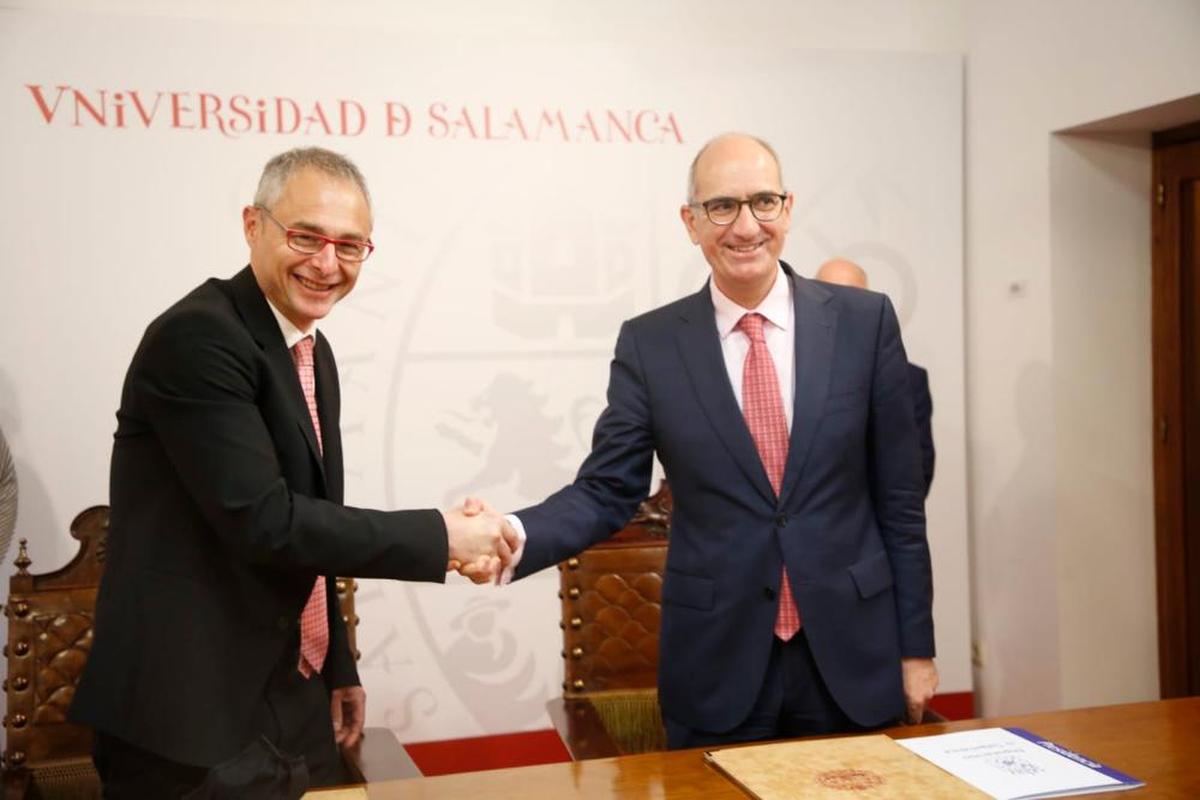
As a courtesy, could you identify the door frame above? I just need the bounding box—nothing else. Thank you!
[1151,124,1200,698]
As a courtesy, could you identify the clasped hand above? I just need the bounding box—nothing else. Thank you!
[441,497,518,584]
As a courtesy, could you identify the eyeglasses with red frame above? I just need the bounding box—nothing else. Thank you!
[255,205,374,263]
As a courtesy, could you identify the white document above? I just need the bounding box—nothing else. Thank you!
[897,727,1144,800]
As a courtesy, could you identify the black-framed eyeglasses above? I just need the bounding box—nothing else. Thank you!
[690,192,789,226]
[256,205,374,263]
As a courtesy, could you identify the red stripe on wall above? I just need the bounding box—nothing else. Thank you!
[404,729,571,776]
[404,691,976,775]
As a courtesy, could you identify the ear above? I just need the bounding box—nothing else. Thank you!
[680,204,701,245]
[242,205,260,247]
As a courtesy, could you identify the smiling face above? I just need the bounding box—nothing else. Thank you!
[243,166,372,330]
[680,135,792,308]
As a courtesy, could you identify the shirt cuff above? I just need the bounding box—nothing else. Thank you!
[498,513,527,585]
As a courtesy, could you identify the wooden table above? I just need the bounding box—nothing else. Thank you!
[351,698,1200,798]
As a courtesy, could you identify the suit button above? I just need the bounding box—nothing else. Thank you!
[276,616,291,631]
[764,587,776,601]
[775,514,788,528]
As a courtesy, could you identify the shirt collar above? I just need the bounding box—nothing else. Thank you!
[710,263,793,339]
[264,299,318,350]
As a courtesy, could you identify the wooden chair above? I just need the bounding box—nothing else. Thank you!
[2,506,105,799]
[548,483,671,759]
[0,505,369,798]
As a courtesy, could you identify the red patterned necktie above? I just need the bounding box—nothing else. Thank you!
[736,313,801,641]
[291,336,329,677]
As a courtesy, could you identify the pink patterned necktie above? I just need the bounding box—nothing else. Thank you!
[736,313,801,641]
[291,336,329,677]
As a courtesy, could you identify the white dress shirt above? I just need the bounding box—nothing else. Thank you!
[710,265,795,431]
[265,299,318,350]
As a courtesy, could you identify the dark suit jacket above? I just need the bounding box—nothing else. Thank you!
[70,267,448,767]
[907,362,935,496]
[514,263,934,733]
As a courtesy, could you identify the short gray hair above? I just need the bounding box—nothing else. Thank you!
[686,133,784,203]
[253,147,372,217]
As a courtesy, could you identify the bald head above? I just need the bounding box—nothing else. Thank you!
[687,132,783,203]
[815,258,869,289]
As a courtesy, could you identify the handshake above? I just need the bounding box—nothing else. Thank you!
[440,498,521,584]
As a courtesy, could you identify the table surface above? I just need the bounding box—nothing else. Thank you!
[339,697,1200,799]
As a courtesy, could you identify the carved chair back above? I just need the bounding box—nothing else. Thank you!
[556,483,670,755]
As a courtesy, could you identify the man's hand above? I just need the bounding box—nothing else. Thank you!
[453,497,523,585]
[441,499,514,584]
[330,685,366,748]
[901,657,939,724]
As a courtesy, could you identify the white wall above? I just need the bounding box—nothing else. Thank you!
[964,0,1200,713]
[1050,131,1156,709]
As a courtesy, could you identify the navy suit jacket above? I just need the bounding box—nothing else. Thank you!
[71,267,448,767]
[514,263,934,733]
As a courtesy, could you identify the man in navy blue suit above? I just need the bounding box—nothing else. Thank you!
[815,258,935,497]
[501,133,938,748]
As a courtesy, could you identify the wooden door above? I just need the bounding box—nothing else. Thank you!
[1152,126,1200,698]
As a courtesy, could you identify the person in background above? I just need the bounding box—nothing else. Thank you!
[815,258,935,496]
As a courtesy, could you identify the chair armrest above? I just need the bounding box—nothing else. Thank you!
[341,727,421,782]
[545,698,623,760]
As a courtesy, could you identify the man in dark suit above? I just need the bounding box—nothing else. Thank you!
[499,133,938,748]
[69,148,513,797]
[815,258,935,496]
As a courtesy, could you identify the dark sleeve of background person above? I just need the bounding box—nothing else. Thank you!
[907,363,935,497]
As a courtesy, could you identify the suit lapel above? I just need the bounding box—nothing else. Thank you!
[313,332,343,503]
[779,268,836,506]
[675,284,777,505]
[228,267,328,487]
